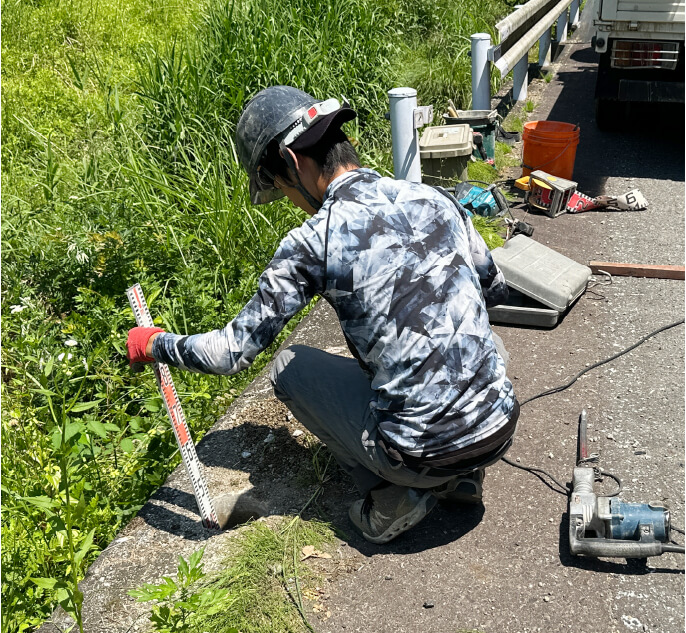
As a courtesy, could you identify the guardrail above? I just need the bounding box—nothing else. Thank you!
[471,0,581,109]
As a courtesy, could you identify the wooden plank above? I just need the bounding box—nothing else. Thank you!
[589,261,685,280]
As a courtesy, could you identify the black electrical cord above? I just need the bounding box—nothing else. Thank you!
[503,319,685,499]
[501,456,570,496]
[597,469,623,497]
[519,318,685,407]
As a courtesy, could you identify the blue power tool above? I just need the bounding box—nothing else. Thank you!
[568,410,684,558]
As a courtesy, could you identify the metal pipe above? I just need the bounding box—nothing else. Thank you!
[556,8,568,44]
[388,88,421,183]
[538,27,552,69]
[471,33,492,111]
[512,55,529,102]
[569,0,580,27]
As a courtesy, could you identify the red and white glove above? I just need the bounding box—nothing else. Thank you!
[126,327,165,365]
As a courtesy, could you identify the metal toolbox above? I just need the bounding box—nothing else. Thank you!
[488,235,591,327]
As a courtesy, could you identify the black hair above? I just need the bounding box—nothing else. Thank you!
[260,128,360,184]
[297,128,361,179]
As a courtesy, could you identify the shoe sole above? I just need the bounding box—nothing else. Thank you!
[432,475,483,505]
[362,493,437,544]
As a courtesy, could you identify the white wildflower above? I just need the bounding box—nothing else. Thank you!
[10,305,25,313]
[58,352,73,362]
[64,339,78,347]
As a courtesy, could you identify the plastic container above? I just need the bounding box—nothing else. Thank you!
[443,109,499,161]
[419,124,473,186]
[521,121,580,180]
[487,235,591,327]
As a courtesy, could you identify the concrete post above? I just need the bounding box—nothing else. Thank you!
[388,87,422,182]
[556,9,568,44]
[569,0,580,27]
[538,27,552,69]
[471,33,492,111]
[512,55,529,102]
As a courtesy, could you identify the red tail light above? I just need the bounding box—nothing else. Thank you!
[611,40,679,70]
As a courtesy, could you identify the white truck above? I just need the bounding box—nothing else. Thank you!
[592,0,685,128]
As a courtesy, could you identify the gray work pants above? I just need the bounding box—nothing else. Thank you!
[270,337,509,498]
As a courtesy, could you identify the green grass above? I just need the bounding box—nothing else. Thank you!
[395,0,512,110]
[1,0,518,629]
[196,518,335,633]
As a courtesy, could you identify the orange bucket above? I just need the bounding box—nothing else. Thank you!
[521,121,580,180]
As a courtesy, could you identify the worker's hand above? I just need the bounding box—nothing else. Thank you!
[126,327,165,366]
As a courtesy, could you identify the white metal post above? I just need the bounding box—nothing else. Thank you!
[471,33,492,111]
[388,87,421,183]
[538,27,552,69]
[556,9,568,44]
[569,0,580,27]
[512,55,528,102]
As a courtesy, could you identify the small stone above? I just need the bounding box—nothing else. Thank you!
[607,434,614,440]
[423,601,434,609]
[292,430,304,438]
[516,457,521,463]
[264,432,275,444]
[241,451,252,459]
[548,453,554,459]
[634,450,646,455]
[543,596,550,602]
[385,575,393,580]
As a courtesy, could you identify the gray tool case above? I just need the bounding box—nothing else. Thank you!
[487,235,591,327]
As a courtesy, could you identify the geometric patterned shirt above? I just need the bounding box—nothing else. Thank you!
[154,168,516,458]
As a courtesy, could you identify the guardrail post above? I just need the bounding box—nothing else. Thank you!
[556,9,568,44]
[388,87,422,182]
[512,55,528,102]
[569,0,580,27]
[471,33,492,111]
[538,27,552,69]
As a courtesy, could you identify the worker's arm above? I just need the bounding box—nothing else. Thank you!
[432,186,508,307]
[463,217,508,308]
[149,222,325,375]
[441,191,508,307]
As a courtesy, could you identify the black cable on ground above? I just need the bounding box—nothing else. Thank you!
[503,319,685,501]
[501,456,570,496]
[519,318,685,407]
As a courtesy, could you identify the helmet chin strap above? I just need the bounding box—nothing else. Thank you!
[279,142,323,212]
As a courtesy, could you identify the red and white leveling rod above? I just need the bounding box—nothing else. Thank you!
[127,283,220,530]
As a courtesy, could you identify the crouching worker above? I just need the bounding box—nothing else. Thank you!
[126,86,519,544]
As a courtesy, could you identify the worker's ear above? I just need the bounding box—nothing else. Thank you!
[279,146,301,179]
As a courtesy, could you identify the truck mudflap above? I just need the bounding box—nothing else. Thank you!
[618,78,685,102]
